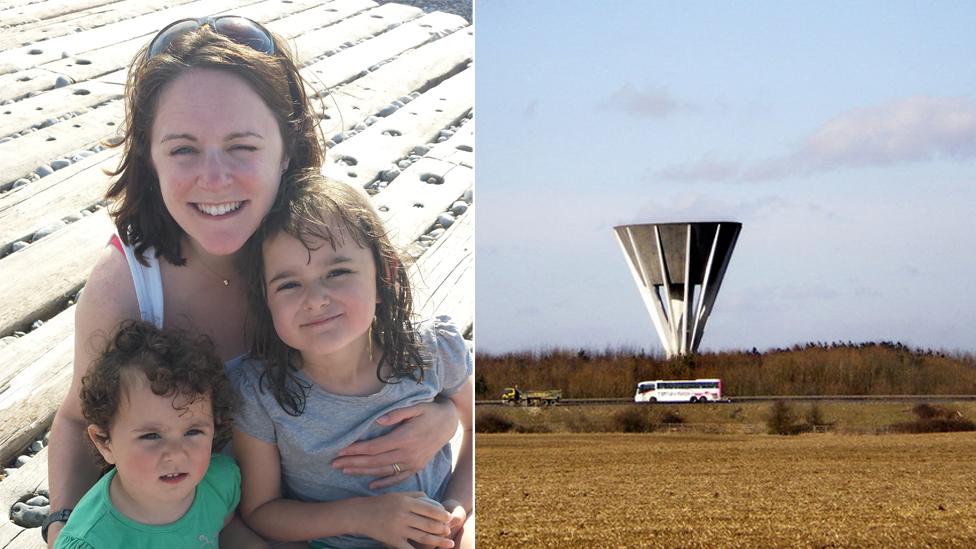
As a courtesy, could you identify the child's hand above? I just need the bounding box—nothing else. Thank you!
[363,492,453,549]
[442,499,468,537]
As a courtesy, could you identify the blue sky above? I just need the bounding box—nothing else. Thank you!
[475,1,976,354]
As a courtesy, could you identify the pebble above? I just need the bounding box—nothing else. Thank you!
[32,220,66,241]
[15,455,32,467]
[0,137,12,144]
[397,159,412,169]
[378,104,397,117]
[436,212,455,228]
[439,129,455,139]
[332,133,344,144]
[13,331,26,337]
[429,227,446,239]
[81,210,92,217]
[12,241,30,253]
[31,320,44,331]
[38,118,57,129]
[34,164,54,177]
[11,502,48,528]
[380,167,400,182]
[413,145,430,156]
[364,116,378,126]
[64,212,84,222]
[398,95,412,105]
[354,122,367,132]
[12,178,29,189]
[77,149,95,158]
[26,496,48,507]
[462,189,473,203]
[51,158,72,170]
[450,201,468,215]
[29,441,44,454]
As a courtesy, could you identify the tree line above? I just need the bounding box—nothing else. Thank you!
[475,342,976,399]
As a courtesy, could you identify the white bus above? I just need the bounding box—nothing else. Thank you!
[634,379,722,403]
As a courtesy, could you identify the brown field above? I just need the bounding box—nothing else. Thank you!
[476,432,976,548]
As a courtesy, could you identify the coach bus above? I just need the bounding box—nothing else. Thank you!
[634,379,722,403]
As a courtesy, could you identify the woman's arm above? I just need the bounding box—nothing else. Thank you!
[47,247,139,547]
[331,398,459,489]
[234,429,455,548]
[440,377,474,517]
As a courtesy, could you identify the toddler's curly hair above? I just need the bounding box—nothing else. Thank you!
[81,320,236,464]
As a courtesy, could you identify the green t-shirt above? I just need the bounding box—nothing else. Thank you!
[55,454,240,549]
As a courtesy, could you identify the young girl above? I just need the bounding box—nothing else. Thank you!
[55,321,239,548]
[233,173,474,549]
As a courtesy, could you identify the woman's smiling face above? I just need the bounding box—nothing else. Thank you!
[149,68,288,256]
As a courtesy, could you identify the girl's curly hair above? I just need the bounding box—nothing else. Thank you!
[81,320,237,466]
[240,171,426,416]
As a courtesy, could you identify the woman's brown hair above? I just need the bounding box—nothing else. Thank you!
[241,172,426,416]
[106,23,324,266]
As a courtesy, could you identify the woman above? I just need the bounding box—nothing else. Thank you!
[46,16,460,547]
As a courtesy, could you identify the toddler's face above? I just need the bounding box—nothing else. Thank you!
[90,373,215,518]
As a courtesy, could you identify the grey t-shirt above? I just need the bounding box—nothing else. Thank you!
[232,316,472,548]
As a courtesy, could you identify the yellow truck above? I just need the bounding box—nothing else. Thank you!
[501,386,562,406]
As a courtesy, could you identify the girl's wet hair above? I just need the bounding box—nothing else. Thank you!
[242,171,426,416]
[106,22,324,266]
[81,320,236,466]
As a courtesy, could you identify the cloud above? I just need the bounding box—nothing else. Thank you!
[657,95,976,182]
[601,83,692,117]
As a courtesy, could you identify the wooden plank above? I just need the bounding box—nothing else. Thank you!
[374,157,473,252]
[0,0,195,51]
[0,0,262,75]
[0,209,113,337]
[409,205,473,330]
[300,11,467,113]
[0,448,49,549]
[0,0,116,28]
[266,0,378,39]
[291,3,422,65]
[0,309,73,467]
[325,67,472,188]
[316,18,471,128]
[0,80,122,140]
[0,148,119,251]
[424,119,473,169]
[0,100,123,188]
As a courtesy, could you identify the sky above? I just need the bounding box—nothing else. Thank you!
[475,1,976,355]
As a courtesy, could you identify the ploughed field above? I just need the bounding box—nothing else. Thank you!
[476,433,976,548]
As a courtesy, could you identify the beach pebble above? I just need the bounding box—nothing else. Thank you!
[462,189,473,203]
[380,167,400,182]
[413,145,430,156]
[51,158,71,170]
[450,201,468,215]
[31,320,44,331]
[33,220,66,241]
[0,137,12,144]
[354,122,367,132]
[365,116,378,126]
[397,159,412,169]
[436,212,455,228]
[77,149,95,158]
[331,133,344,144]
[12,178,29,189]
[34,164,54,177]
[11,502,48,528]
[429,228,446,239]
[397,95,412,105]
[29,441,44,454]
[15,455,31,467]
[378,104,397,117]
[11,241,30,253]
[64,212,84,223]
[438,129,455,139]
[38,118,57,129]
[26,495,48,507]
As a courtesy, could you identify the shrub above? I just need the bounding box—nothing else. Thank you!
[612,407,654,433]
[766,400,804,435]
[658,409,684,424]
[889,403,976,433]
[476,411,514,433]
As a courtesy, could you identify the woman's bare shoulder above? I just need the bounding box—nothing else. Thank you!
[75,244,140,333]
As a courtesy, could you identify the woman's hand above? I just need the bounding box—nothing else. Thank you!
[332,399,458,489]
[361,492,453,549]
[441,499,468,541]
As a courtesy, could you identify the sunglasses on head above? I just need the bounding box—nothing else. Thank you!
[148,15,275,58]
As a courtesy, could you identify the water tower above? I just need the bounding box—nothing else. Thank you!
[613,222,741,358]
